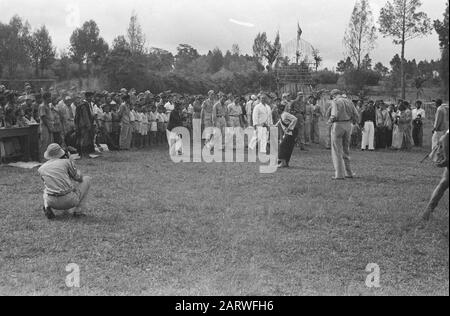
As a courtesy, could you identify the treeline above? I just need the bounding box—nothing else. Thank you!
[1,0,448,98]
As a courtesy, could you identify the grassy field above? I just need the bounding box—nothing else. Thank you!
[0,121,448,296]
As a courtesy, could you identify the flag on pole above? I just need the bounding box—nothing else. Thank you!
[297,22,303,40]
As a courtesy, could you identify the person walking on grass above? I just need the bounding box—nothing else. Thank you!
[38,143,92,220]
[328,89,359,180]
[421,130,449,221]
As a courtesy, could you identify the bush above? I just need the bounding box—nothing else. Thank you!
[344,69,381,92]
[312,70,339,85]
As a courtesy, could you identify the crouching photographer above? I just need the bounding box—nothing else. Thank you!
[37,143,92,220]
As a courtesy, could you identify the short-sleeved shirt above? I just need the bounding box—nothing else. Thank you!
[227,102,242,116]
[287,99,306,119]
[202,99,215,116]
[330,97,359,123]
[118,103,130,125]
[38,158,82,196]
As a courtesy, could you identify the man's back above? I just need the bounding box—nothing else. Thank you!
[331,97,358,123]
[38,158,81,196]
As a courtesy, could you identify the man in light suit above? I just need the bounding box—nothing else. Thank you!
[250,94,272,154]
[328,89,359,180]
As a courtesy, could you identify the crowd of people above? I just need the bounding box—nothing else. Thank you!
[348,98,449,152]
[1,83,448,221]
[0,82,449,165]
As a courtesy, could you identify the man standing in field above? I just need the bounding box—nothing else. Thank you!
[311,97,322,144]
[412,100,426,147]
[304,96,314,145]
[328,89,359,180]
[211,93,229,151]
[201,90,215,145]
[39,92,54,162]
[246,94,258,127]
[250,94,273,154]
[118,94,132,150]
[74,92,95,158]
[287,92,307,150]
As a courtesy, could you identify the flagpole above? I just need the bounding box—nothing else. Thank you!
[296,22,301,65]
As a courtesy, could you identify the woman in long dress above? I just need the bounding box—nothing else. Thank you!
[391,107,403,150]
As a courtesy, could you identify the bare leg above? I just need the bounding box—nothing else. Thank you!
[422,169,449,221]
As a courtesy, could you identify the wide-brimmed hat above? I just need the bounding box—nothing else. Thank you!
[44,143,65,160]
[330,89,341,96]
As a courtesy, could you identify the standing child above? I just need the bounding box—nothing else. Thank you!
[129,105,136,148]
[111,102,120,150]
[140,107,149,148]
[157,107,166,145]
[135,107,143,149]
[149,105,158,145]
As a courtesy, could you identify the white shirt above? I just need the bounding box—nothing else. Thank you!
[164,102,174,114]
[412,108,426,120]
[252,103,272,127]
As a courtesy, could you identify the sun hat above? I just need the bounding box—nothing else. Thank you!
[44,143,66,160]
[330,89,341,96]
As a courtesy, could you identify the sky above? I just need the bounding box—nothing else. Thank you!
[0,0,447,69]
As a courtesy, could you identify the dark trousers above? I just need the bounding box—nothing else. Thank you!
[53,132,63,146]
[412,124,423,147]
[279,128,298,164]
[376,127,387,149]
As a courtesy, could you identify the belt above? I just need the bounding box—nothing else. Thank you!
[46,189,75,197]
[229,115,240,117]
[335,120,351,123]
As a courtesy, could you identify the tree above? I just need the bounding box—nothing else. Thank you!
[231,44,240,56]
[343,0,377,70]
[312,48,323,72]
[379,0,433,99]
[208,48,224,73]
[148,48,174,72]
[127,11,146,55]
[0,16,31,76]
[174,44,199,70]
[252,31,281,70]
[374,62,389,77]
[253,32,269,66]
[434,1,449,98]
[265,31,281,69]
[336,57,355,73]
[112,35,130,51]
[361,53,372,70]
[69,20,109,75]
[30,25,55,76]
